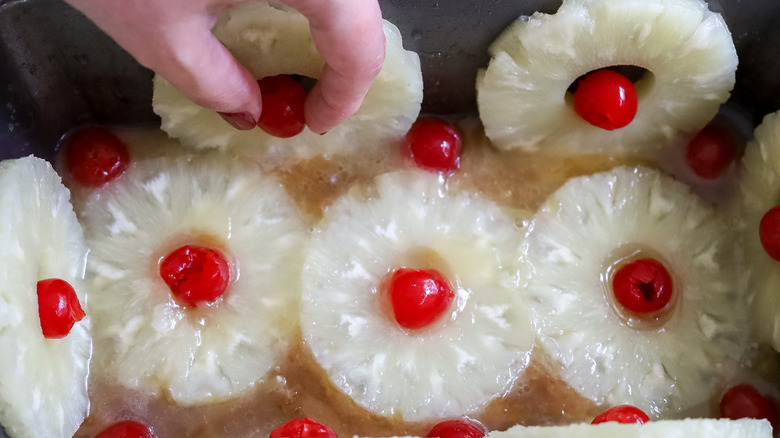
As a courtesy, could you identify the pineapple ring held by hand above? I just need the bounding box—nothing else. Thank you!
[152,2,423,168]
[479,418,772,438]
[0,156,91,438]
[737,111,780,351]
[526,166,748,417]
[476,0,737,154]
[301,170,534,422]
[80,154,307,406]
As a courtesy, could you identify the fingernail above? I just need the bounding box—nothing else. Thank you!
[318,130,329,136]
[218,111,256,130]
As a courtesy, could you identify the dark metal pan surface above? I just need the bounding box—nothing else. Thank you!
[2,0,780,162]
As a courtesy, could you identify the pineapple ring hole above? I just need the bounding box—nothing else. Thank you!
[154,232,238,311]
[600,244,679,330]
[565,65,655,103]
[378,247,460,332]
[289,74,317,93]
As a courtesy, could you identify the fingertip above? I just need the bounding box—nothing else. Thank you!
[284,0,385,134]
[303,66,375,134]
[218,111,258,131]
[157,28,263,123]
[303,84,357,135]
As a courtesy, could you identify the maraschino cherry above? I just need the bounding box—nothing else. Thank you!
[388,268,455,330]
[720,384,779,431]
[159,245,230,307]
[404,118,462,174]
[425,418,488,438]
[94,420,155,438]
[257,74,307,138]
[36,278,86,339]
[574,69,638,131]
[591,405,650,424]
[63,127,130,187]
[270,418,337,438]
[612,258,673,315]
[760,206,780,262]
[685,125,736,180]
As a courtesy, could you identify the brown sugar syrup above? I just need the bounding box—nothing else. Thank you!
[72,119,770,437]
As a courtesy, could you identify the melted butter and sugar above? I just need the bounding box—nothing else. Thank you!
[72,121,759,437]
[78,341,598,437]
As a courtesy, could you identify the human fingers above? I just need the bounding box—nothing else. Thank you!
[149,17,263,130]
[65,0,262,130]
[283,0,385,134]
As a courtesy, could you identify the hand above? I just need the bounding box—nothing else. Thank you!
[65,0,386,134]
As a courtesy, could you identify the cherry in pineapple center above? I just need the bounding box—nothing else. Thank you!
[159,245,232,307]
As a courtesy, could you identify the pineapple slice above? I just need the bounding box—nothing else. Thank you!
[300,170,534,422]
[476,0,737,154]
[79,153,307,405]
[0,156,90,438]
[350,418,772,438]
[737,110,780,350]
[152,2,423,168]
[56,126,187,217]
[484,418,772,438]
[525,166,748,417]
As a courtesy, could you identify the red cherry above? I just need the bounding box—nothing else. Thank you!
[404,118,462,174]
[591,405,650,424]
[425,418,488,438]
[720,385,778,431]
[257,74,307,138]
[95,420,155,438]
[685,125,736,180]
[159,245,230,307]
[269,418,337,438]
[612,258,673,315]
[389,268,454,330]
[574,69,638,130]
[63,127,130,187]
[36,278,86,339]
[760,206,780,262]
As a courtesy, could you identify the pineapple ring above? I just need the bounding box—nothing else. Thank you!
[56,127,186,217]
[152,2,423,168]
[526,166,748,417]
[484,418,772,438]
[476,0,737,154]
[0,157,91,438]
[301,170,534,422]
[737,111,780,351]
[80,154,307,406]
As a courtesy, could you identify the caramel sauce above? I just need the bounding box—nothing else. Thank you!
[76,339,599,437]
[453,120,651,213]
[71,120,758,437]
[273,149,400,225]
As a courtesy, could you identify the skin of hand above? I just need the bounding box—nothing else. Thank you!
[64,0,386,134]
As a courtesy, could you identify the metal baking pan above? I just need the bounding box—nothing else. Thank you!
[4,0,780,164]
[1,0,780,436]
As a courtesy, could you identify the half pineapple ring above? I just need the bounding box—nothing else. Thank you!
[0,157,91,438]
[737,110,780,350]
[153,2,423,168]
[482,418,772,438]
[80,153,308,405]
[526,166,748,417]
[476,0,737,154]
[301,170,534,422]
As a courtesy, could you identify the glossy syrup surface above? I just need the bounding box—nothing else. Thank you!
[72,120,775,437]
